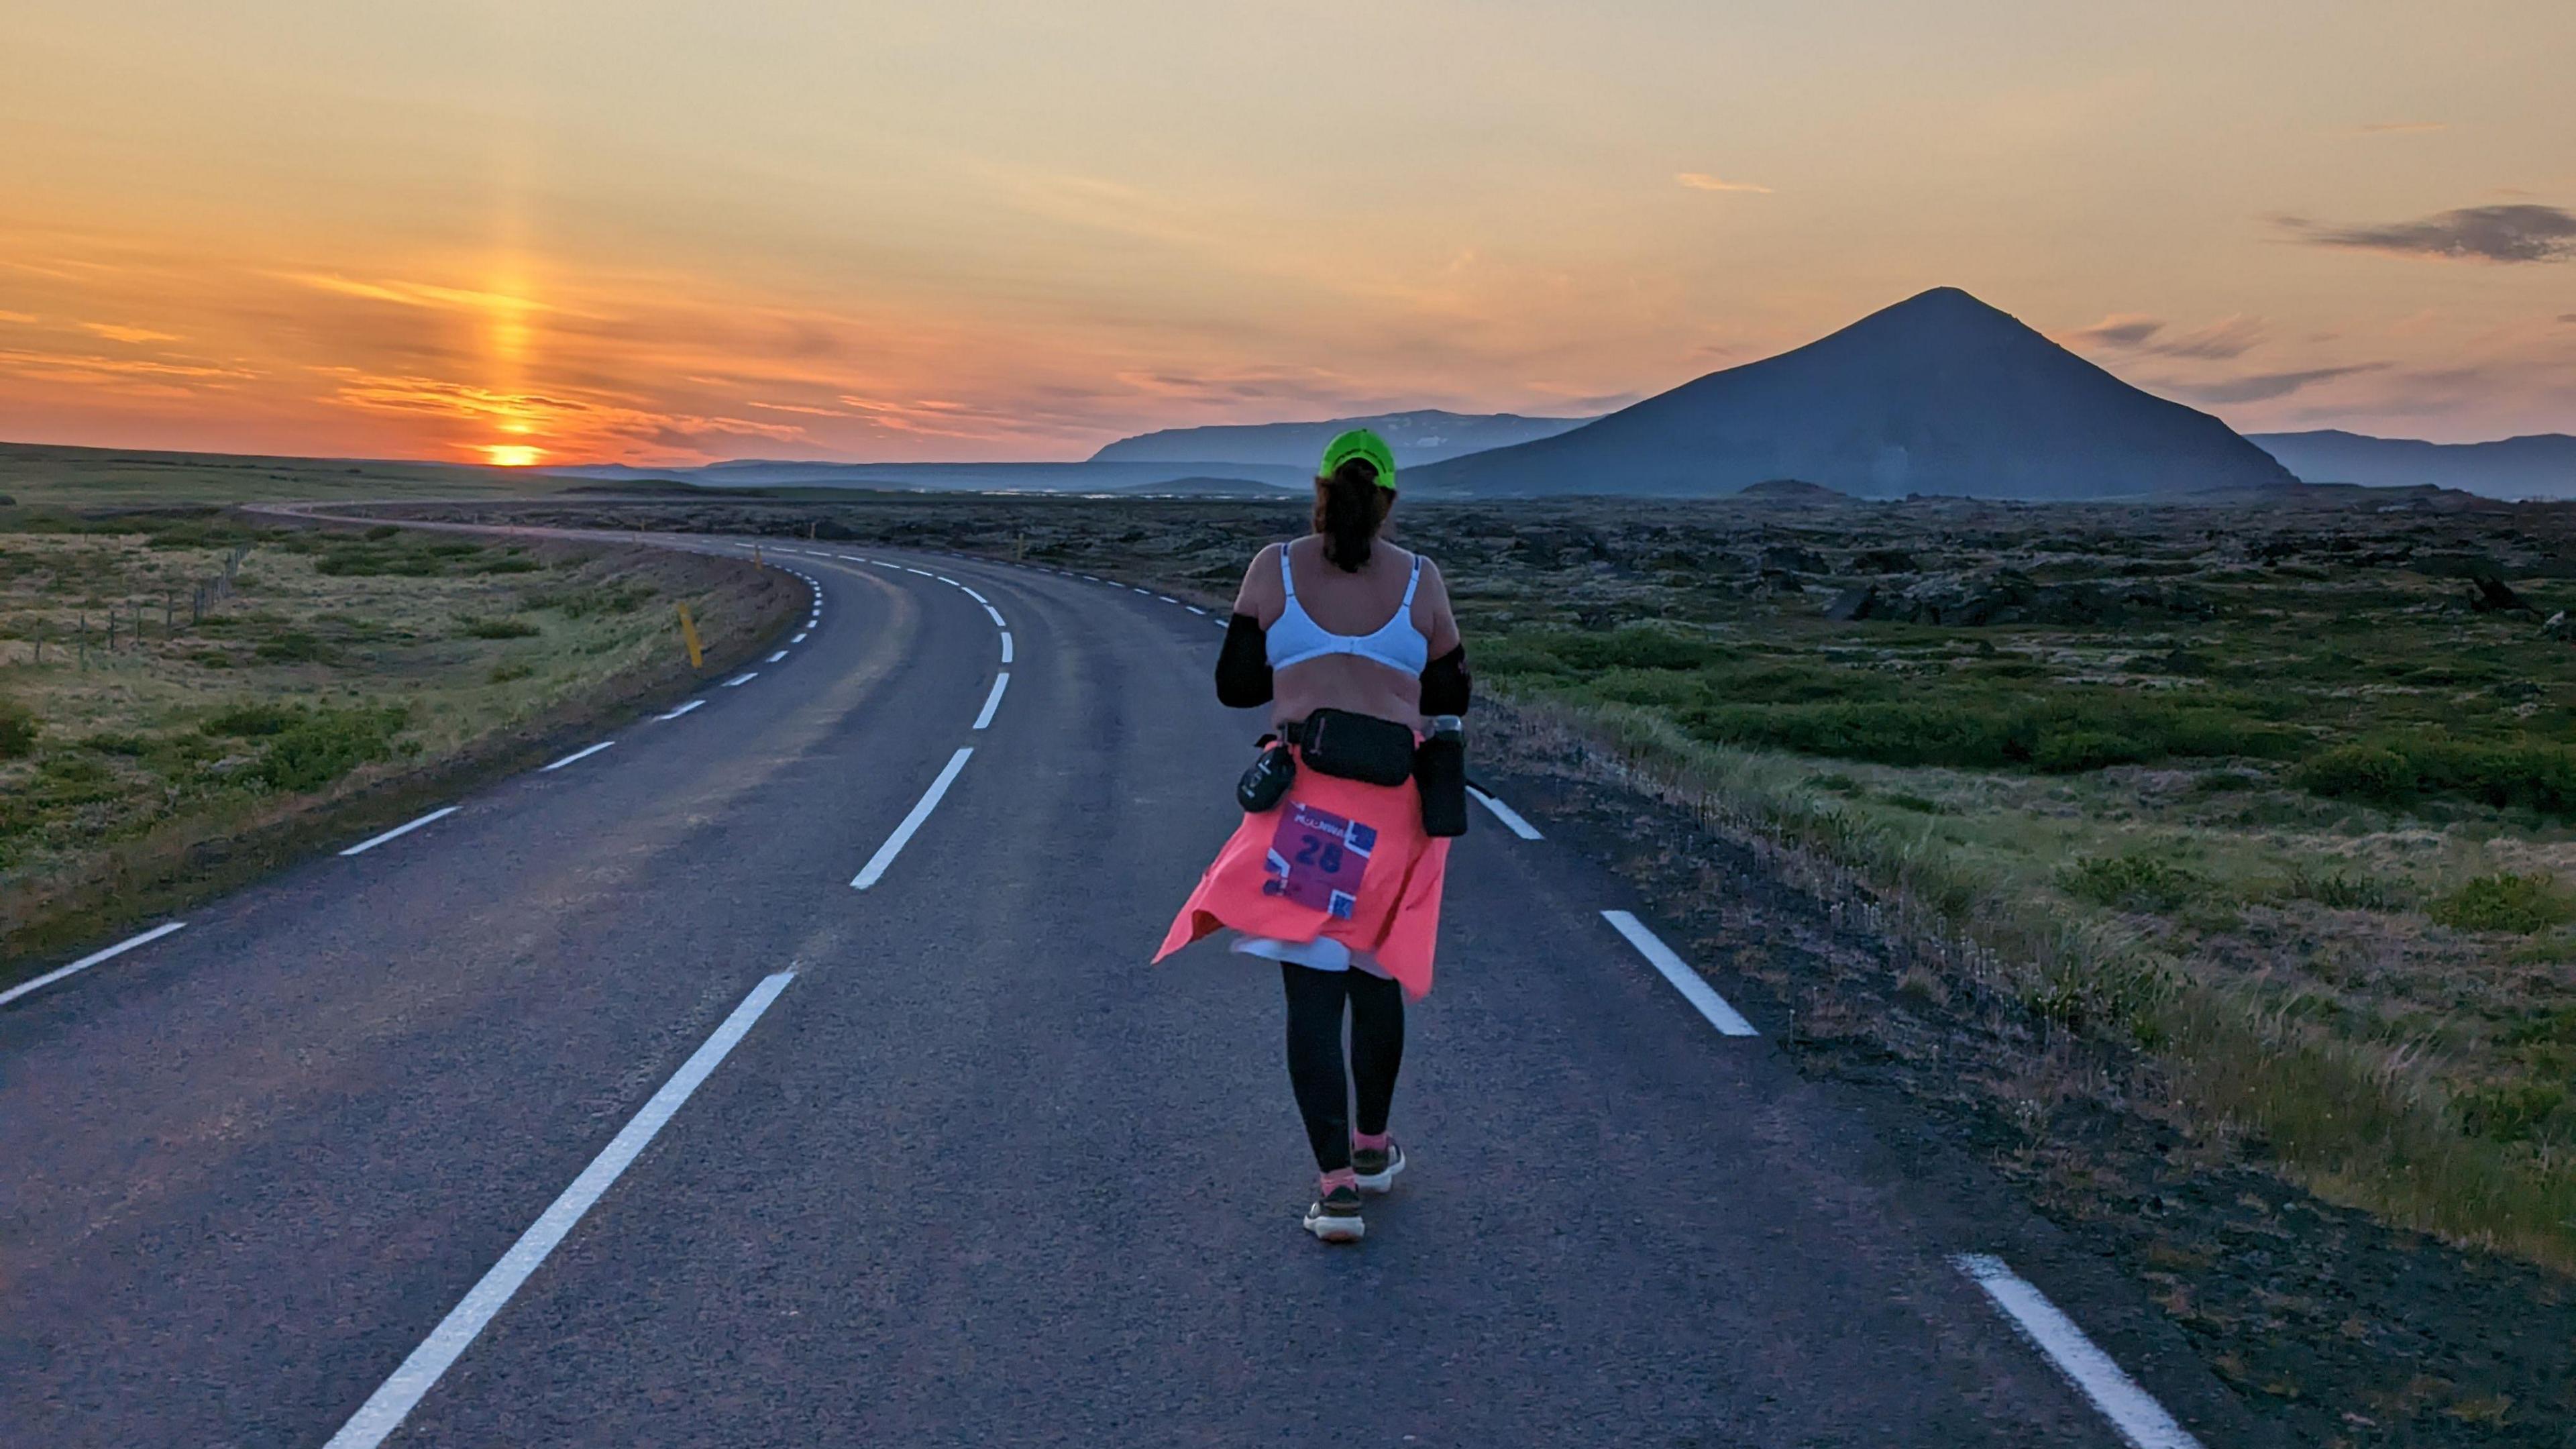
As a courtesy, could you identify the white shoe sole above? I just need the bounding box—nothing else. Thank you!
[1303,1210,1365,1242]
[1353,1152,1405,1195]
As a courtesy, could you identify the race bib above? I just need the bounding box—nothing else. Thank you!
[1262,802,1377,920]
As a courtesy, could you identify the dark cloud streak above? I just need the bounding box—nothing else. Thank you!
[2279,204,2576,263]
[2167,364,2387,405]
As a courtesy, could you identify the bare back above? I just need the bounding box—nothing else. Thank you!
[1235,535,1461,731]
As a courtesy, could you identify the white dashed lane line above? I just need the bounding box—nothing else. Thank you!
[323,971,798,1449]
[1468,787,1544,840]
[1952,1256,2205,1449]
[792,632,808,643]
[339,806,461,857]
[655,700,705,720]
[1185,605,1208,616]
[722,672,758,688]
[961,586,989,604]
[767,650,789,663]
[540,740,617,773]
[973,673,1010,731]
[1599,910,1758,1036]
[0,921,188,1010]
[851,747,975,890]
[1000,632,1014,664]
[982,604,1007,629]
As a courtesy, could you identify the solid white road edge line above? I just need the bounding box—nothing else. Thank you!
[539,740,616,772]
[340,806,462,857]
[851,747,975,890]
[973,673,1011,731]
[655,700,706,720]
[1951,1255,2204,1449]
[1599,910,1759,1036]
[0,921,188,1009]
[322,971,798,1449]
[1467,787,1544,840]
[1000,631,1014,664]
[982,604,1007,628]
[722,672,758,687]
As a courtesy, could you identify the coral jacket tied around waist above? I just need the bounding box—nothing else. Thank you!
[1155,750,1450,1000]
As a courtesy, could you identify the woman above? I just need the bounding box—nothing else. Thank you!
[1155,429,1471,1243]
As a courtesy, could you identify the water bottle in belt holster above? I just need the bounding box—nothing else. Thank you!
[1415,714,1468,837]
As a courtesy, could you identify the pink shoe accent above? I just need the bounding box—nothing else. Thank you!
[1320,1167,1358,1193]
[1353,1131,1390,1154]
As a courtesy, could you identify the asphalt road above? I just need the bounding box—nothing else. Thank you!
[0,531,2254,1446]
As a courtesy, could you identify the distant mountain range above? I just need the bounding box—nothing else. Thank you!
[1089,410,1591,470]
[531,294,2569,504]
[2248,430,2576,499]
[1407,287,2296,500]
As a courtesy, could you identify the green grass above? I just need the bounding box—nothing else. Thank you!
[2429,873,2576,934]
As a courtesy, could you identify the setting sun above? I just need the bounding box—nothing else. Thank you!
[480,444,543,467]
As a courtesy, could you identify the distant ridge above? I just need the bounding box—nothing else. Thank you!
[2249,429,2576,500]
[1409,288,2297,500]
[1090,410,1592,470]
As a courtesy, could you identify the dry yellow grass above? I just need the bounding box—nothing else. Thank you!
[0,512,792,964]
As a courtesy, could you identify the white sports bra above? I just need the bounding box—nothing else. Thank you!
[1267,545,1430,676]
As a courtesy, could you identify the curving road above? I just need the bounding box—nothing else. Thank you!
[0,529,2253,1446]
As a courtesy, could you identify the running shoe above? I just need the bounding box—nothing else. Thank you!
[1351,1139,1406,1194]
[1303,1181,1366,1242]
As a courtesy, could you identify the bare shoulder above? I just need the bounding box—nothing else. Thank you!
[1235,541,1287,619]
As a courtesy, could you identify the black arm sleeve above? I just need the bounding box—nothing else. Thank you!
[1216,612,1274,707]
[1419,644,1470,715]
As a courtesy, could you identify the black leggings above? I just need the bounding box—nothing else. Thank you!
[1281,962,1405,1173]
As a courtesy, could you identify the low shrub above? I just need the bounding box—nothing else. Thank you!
[2281,867,2412,912]
[460,616,539,640]
[0,696,39,759]
[253,631,337,664]
[2296,732,2576,816]
[2060,851,2210,913]
[523,584,655,618]
[2455,1081,2572,1146]
[363,525,400,541]
[2429,873,2576,934]
[489,661,535,683]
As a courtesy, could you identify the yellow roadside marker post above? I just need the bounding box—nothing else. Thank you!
[753,545,763,570]
[677,603,705,669]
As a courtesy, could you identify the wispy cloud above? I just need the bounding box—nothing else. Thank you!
[744,400,853,417]
[81,321,180,343]
[2279,204,2576,263]
[1675,172,1772,195]
[2063,313,2265,359]
[279,272,561,313]
[2353,121,2447,135]
[0,310,34,325]
[2167,363,2386,404]
[2065,313,2165,349]
[2153,315,2266,360]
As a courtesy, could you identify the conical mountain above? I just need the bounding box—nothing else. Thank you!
[1410,288,2296,499]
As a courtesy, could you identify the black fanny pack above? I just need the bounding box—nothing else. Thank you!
[1280,708,1417,787]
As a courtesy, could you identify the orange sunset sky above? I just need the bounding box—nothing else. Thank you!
[5,1,2573,468]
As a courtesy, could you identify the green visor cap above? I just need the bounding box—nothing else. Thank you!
[1320,428,1398,490]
